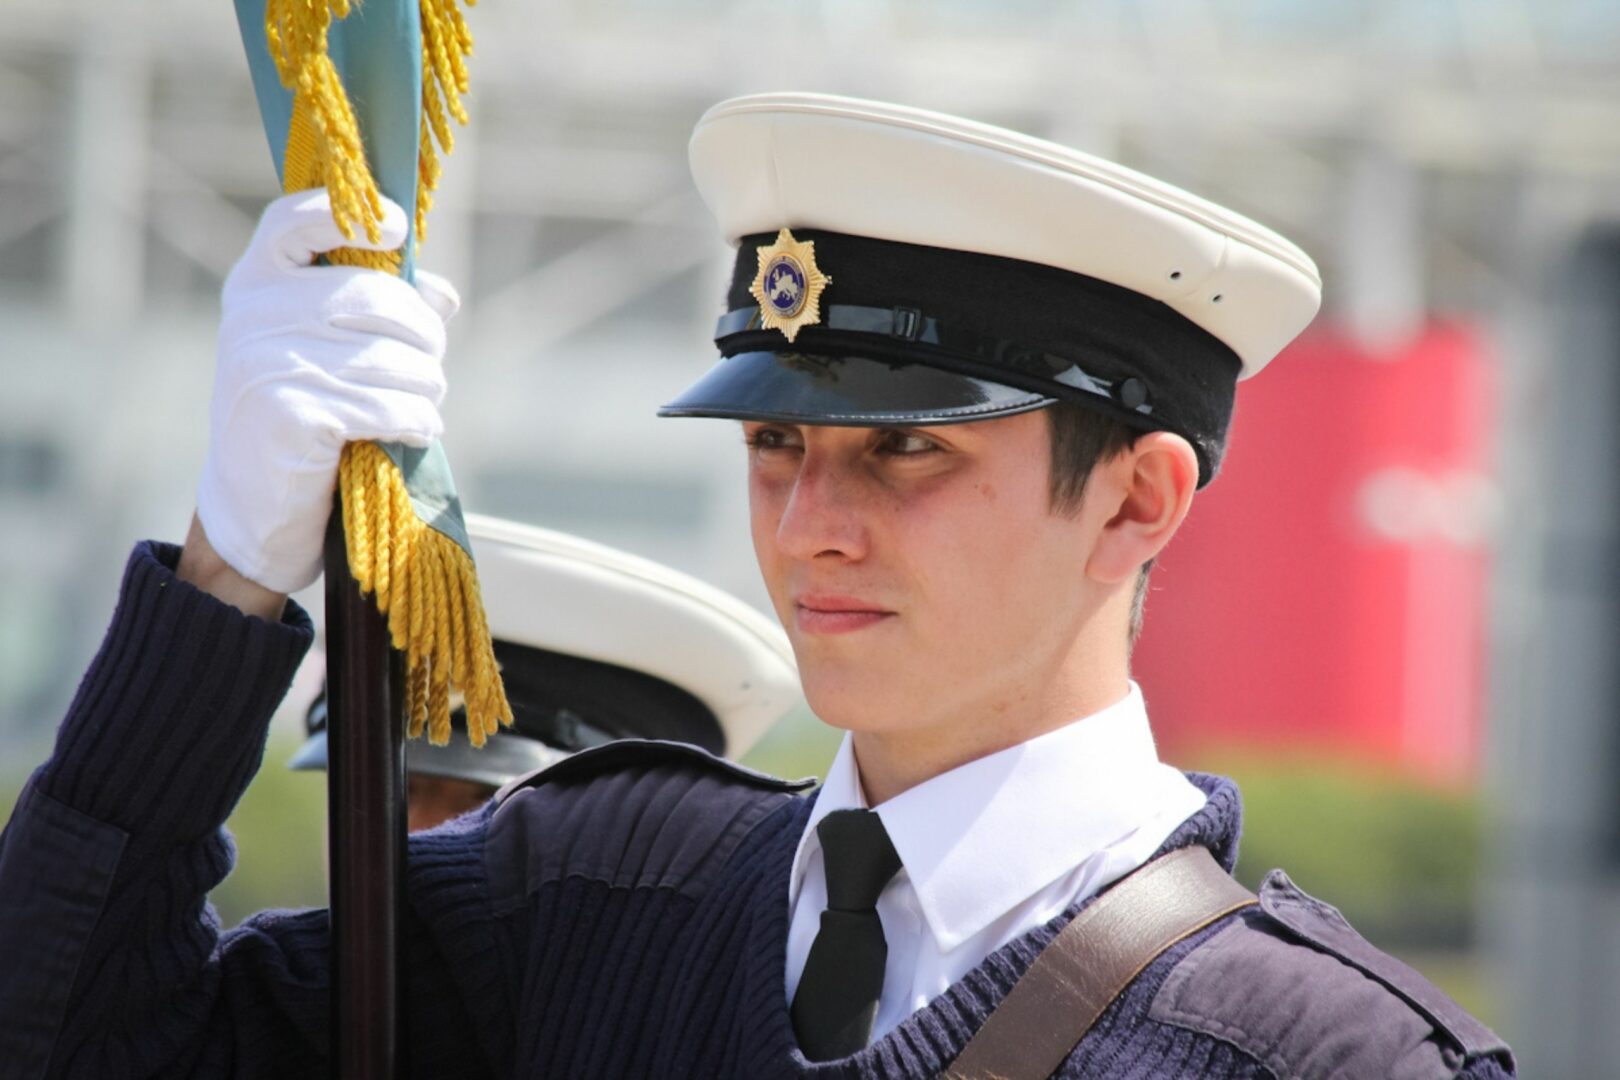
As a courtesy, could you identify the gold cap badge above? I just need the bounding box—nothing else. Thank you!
[749,228,831,343]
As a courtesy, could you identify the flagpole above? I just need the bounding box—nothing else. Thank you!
[324,500,406,1080]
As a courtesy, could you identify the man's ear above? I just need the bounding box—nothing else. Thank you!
[1085,432,1199,585]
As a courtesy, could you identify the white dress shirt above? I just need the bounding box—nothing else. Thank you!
[784,681,1208,1044]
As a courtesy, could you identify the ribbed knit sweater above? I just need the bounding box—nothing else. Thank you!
[0,542,1514,1079]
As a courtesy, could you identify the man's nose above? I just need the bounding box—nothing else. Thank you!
[774,455,870,563]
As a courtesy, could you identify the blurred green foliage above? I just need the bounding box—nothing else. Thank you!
[0,708,1493,1021]
[1200,751,1482,941]
[2,717,1483,940]
[738,711,1487,945]
[211,729,330,924]
[1192,749,1495,1024]
[739,702,843,780]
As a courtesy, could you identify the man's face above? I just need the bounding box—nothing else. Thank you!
[745,410,1113,738]
[406,774,494,833]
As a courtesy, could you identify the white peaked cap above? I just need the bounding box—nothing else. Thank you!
[466,513,801,759]
[688,92,1321,378]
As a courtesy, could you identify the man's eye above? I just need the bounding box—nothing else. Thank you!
[744,426,802,453]
[876,430,939,456]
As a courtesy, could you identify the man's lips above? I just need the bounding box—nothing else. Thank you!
[792,594,896,635]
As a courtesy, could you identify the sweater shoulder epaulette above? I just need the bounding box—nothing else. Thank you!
[483,739,815,915]
[1148,870,1515,1078]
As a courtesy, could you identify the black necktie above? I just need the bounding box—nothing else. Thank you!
[791,808,904,1061]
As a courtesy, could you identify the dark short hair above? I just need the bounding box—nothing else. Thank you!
[1043,402,1154,645]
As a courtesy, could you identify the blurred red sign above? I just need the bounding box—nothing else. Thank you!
[1134,321,1496,784]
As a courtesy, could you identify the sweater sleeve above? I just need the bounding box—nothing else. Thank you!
[0,542,502,1079]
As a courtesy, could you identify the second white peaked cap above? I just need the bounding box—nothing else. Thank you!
[688,92,1321,378]
[466,513,801,760]
[291,514,803,786]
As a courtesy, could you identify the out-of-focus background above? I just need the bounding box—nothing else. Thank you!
[3,1,1619,1073]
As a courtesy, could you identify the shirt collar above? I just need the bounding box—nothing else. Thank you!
[789,682,1196,952]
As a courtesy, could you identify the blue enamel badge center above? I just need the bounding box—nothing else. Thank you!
[764,255,809,319]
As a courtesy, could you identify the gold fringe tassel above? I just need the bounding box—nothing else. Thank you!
[341,442,511,745]
[265,0,510,745]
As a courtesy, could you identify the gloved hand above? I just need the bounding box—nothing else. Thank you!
[196,188,460,594]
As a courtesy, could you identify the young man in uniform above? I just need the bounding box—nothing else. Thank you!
[0,94,1514,1078]
[287,513,802,832]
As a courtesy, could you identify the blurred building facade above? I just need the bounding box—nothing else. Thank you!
[5,1,1620,1073]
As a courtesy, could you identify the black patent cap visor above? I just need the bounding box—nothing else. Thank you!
[657,350,1056,426]
[288,728,571,789]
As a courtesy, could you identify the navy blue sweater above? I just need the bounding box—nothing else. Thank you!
[0,543,1514,1078]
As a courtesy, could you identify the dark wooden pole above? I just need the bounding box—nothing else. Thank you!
[324,497,406,1080]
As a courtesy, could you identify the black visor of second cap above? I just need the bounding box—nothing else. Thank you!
[289,641,726,788]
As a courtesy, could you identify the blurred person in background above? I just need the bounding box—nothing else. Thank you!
[287,513,802,833]
[0,93,1515,1078]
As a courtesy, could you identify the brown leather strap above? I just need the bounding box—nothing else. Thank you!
[944,846,1257,1080]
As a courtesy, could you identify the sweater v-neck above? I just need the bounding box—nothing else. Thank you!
[736,773,1244,1079]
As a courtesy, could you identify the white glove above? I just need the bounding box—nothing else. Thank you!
[196,188,461,594]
